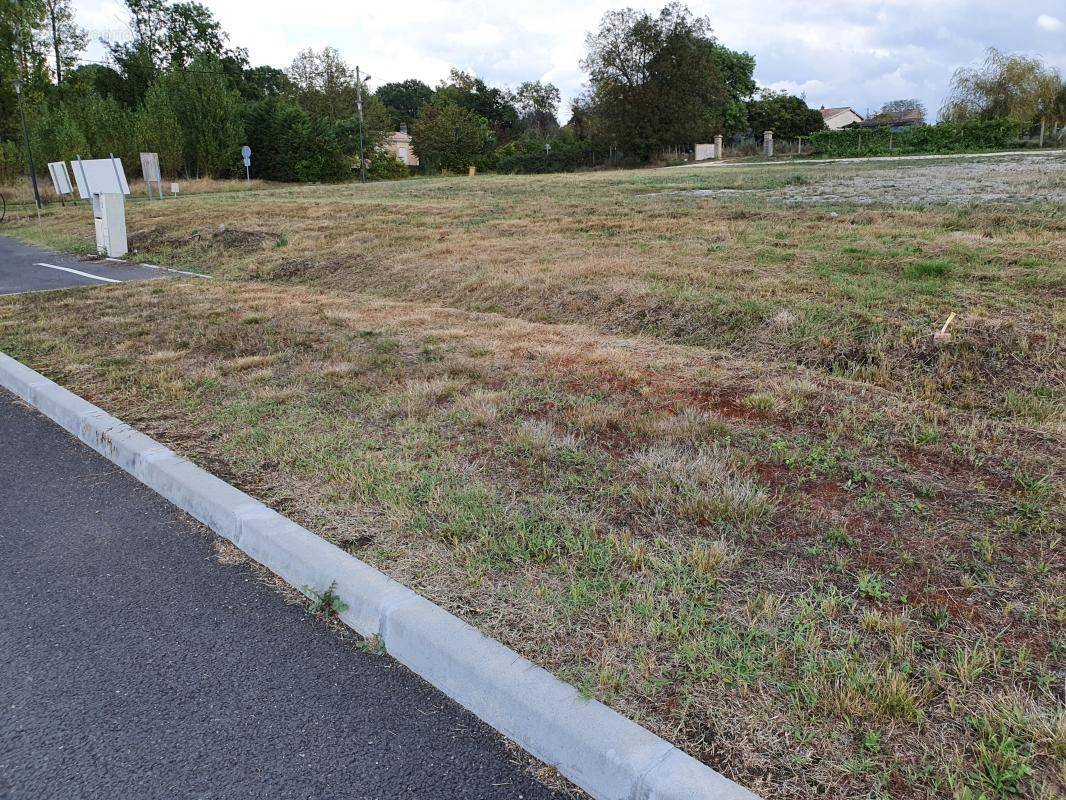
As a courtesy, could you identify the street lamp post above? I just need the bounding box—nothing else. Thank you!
[13,79,42,211]
[355,67,371,183]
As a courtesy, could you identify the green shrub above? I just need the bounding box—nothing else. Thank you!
[367,151,410,180]
[808,119,1028,158]
[495,132,594,174]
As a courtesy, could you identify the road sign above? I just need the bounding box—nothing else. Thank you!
[71,155,130,200]
[140,152,163,200]
[241,146,252,182]
[241,145,251,158]
[47,161,73,195]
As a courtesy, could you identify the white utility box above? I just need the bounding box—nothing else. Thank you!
[92,193,128,258]
[71,156,131,258]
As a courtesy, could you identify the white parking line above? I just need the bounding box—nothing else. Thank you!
[140,263,212,279]
[33,263,123,284]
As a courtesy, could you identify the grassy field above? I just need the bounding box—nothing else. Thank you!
[1,155,1063,799]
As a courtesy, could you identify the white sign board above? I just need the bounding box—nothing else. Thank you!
[140,152,162,183]
[140,152,163,200]
[47,161,73,195]
[71,156,130,200]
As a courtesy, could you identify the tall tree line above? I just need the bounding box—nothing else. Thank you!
[1,0,817,184]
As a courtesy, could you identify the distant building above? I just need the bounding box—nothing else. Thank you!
[385,124,419,166]
[855,108,925,131]
[820,106,863,130]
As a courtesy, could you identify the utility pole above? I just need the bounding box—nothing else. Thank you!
[355,66,370,183]
[13,79,41,211]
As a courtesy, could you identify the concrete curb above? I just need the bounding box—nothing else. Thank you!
[0,351,760,800]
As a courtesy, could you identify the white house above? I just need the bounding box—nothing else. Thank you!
[820,106,863,130]
[384,123,419,166]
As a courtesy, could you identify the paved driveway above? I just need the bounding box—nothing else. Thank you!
[0,236,166,295]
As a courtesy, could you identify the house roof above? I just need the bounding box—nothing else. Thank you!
[820,106,861,120]
[855,108,923,128]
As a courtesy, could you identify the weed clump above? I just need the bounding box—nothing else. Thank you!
[902,259,952,280]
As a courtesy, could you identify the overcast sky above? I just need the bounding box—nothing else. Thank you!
[76,0,1066,120]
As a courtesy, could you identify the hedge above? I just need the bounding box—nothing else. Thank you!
[808,119,1030,158]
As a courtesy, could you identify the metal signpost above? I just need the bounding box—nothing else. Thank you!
[71,155,131,258]
[241,145,252,182]
[12,79,41,212]
[355,67,370,183]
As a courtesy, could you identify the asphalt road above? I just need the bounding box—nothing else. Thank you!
[0,235,165,295]
[0,391,563,799]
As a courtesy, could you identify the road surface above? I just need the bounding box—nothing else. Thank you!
[0,236,167,295]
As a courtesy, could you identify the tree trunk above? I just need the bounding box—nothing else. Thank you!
[49,2,62,83]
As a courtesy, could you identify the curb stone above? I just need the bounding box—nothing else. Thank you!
[0,351,760,800]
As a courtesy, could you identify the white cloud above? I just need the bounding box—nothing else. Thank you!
[73,0,1066,123]
[1037,14,1064,32]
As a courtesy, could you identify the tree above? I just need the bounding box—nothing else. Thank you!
[164,2,236,67]
[106,0,243,105]
[746,91,824,139]
[940,48,1062,124]
[411,102,495,172]
[375,79,433,128]
[234,65,295,101]
[1054,82,1066,128]
[0,0,48,139]
[581,3,731,159]
[63,90,138,162]
[66,63,126,101]
[157,55,244,177]
[434,69,520,142]
[42,0,86,83]
[708,45,755,135]
[29,102,87,167]
[566,92,598,141]
[287,47,360,120]
[515,80,560,135]
[135,79,184,175]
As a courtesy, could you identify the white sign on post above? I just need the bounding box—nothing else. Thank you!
[71,155,131,258]
[140,152,163,200]
[47,161,74,195]
[71,155,130,199]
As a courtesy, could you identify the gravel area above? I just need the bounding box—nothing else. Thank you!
[688,153,1066,205]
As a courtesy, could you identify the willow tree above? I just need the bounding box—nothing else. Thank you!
[940,48,1063,127]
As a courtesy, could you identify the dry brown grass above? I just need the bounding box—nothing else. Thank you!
[1,274,1061,800]
[6,160,1061,432]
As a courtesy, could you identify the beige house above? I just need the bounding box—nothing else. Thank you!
[820,106,863,130]
[385,124,419,166]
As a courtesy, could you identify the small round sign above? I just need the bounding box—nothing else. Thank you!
[240,145,251,159]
